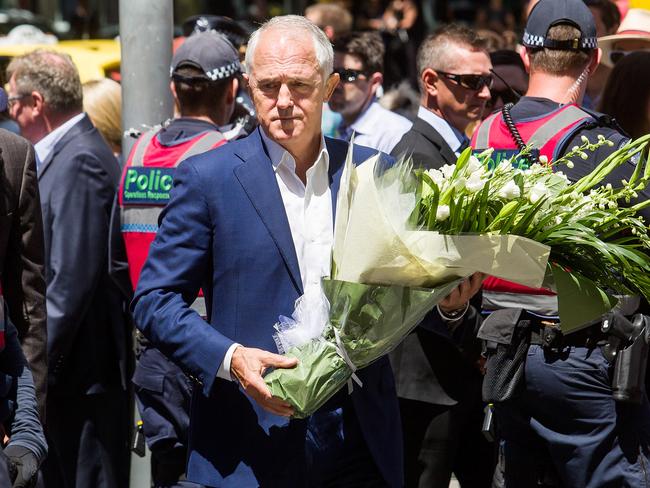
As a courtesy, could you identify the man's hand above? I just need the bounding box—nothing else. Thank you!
[439,272,485,315]
[4,445,38,488]
[230,346,298,417]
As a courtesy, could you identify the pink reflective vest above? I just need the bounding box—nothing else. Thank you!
[118,129,226,317]
[471,104,595,315]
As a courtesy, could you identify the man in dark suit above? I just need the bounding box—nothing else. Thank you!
[0,91,48,486]
[132,15,480,487]
[0,105,47,421]
[390,25,496,488]
[392,24,492,169]
[7,51,129,488]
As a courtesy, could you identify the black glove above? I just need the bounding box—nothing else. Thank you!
[4,445,38,488]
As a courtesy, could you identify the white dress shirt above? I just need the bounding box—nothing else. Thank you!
[338,99,412,153]
[217,130,334,380]
[34,112,85,169]
[417,106,468,157]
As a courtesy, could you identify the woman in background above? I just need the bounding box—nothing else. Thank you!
[82,78,122,158]
[599,51,650,139]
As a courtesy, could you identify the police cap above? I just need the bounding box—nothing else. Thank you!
[171,31,241,82]
[182,15,250,50]
[523,0,598,51]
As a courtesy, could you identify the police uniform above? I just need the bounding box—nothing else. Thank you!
[471,1,650,486]
[116,32,244,488]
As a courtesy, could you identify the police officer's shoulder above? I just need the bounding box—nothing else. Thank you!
[177,128,256,176]
[577,106,629,138]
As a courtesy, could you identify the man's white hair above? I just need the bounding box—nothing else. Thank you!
[245,15,333,79]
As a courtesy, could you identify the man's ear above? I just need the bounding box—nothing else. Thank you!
[242,72,253,99]
[227,77,239,104]
[30,91,44,117]
[589,48,602,74]
[369,72,383,95]
[324,72,340,101]
[421,68,439,97]
[521,48,531,74]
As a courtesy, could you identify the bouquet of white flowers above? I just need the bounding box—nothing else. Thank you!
[264,135,650,417]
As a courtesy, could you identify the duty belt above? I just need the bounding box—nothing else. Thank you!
[529,319,608,350]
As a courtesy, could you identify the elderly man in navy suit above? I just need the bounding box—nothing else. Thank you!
[133,15,481,487]
[7,50,129,488]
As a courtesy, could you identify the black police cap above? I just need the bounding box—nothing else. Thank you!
[182,15,250,50]
[523,0,598,51]
[171,31,241,82]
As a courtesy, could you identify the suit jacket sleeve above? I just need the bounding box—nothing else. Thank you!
[132,160,234,397]
[108,195,133,301]
[0,318,47,462]
[1,139,47,421]
[46,152,115,373]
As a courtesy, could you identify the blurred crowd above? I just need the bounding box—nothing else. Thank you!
[0,0,649,488]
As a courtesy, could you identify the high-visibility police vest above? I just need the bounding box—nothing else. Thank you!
[471,104,596,316]
[119,129,226,316]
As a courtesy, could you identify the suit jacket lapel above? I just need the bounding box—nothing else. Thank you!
[37,115,93,180]
[233,129,303,294]
[413,118,458,165]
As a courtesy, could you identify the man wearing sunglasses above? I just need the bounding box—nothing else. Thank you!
[389,24,496,488]
[471,0,650,486]
[392,24,492,170]
[328,31,411,154]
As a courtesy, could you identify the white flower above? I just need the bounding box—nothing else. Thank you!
[497,180,521,199]
[465,172,486,193]
[538,155,549,164]
[581,135,589,144]
[468,155,482,173]
[566,161,574,169]
[425,168,445,186]
[477,148,494,158]
[496,159,512,174]
[440,164,456,178]
[529,181,549,204]
[436,205,450,221]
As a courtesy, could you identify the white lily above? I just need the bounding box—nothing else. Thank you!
[529,181,549,203]
[436,205,450,221]
[497,180,521,199]
[465,172,486,193]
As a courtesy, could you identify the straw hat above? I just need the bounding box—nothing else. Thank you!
[599,8,650,67]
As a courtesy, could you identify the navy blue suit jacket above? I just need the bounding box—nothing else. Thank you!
[38,115,128,394]
[132,128,403,487]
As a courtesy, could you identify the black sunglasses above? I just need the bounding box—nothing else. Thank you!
[436,70,493,91]
[333,68,368,83]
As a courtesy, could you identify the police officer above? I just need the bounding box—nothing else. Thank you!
[471,0,650,486]
[110,31,244,488]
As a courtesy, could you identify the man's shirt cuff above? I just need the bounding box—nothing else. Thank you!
[216,342,240,381]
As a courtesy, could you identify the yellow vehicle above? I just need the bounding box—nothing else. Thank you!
[0,39,120,85]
